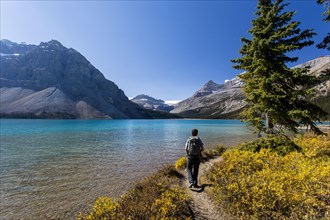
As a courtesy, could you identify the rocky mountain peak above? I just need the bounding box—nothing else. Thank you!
[0,39,161,119]
[171,56,330,119]
[37,40,68,55]
[0,39,37,55]
[39,40,64,49]
[133,94,164,103]
[0,39,17,47]
[223,76,243,89]
[131,94,174,112]
[193,80,222,98]
[204,80,218,88]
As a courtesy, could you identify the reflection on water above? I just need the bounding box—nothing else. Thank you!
[0,119,255,219]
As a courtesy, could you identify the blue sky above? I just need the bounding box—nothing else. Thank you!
[1,0,329,101]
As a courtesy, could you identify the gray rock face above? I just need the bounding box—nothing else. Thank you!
[171,77,246,118]
[192,80,223,98]
[294,56,330,97]
[305,56,330,117]
[171,56,330,119]
[131,94,174,112]
[0,87,110,119]
[0,39,148,119]
[293,56,330,76]
[0,39,37,55]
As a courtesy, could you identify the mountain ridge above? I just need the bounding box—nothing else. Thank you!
[131,94,174,112]
[171,56,330,119]
[1,39,328,119]
[0,39,176,119]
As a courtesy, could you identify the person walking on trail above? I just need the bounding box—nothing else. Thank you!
[185,128,204,188]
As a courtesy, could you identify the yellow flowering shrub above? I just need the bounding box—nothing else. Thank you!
[151,186,189,220]
[207,133,330,219]
[78,165,191,220]
[294,133,330,158]
[175,157,187,170]
[80,197,122,220]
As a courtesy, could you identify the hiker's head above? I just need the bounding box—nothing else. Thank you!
[192,129,198,136]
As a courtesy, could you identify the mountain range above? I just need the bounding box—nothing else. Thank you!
[0,39,175,119]
[131,94,174,112]
[170,56,330,119]
[1,39,329,119]
[170,77,245,118]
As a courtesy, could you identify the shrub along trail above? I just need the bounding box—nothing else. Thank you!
[80,134,329,219]
[179,157,227,220]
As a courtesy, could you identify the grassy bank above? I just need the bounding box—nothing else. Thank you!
[79,133,329,220]
[78,165,192,220]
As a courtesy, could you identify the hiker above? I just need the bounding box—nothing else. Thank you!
[185,128,204,188]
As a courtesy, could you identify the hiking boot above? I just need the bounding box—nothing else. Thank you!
[194,184,201,188]
[189,183,194,188]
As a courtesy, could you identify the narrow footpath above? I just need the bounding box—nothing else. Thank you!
[179,157,227,220]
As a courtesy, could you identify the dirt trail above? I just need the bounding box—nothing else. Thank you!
[180,157,226,220]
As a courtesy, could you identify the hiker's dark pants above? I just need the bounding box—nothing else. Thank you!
[187,157,200,185]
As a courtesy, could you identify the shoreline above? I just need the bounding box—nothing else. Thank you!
[1,120,328,219]
[80,131,330,219]
[298,124,330,131]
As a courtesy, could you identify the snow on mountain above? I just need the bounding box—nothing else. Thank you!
[131,94,174,112]
[164,100,181,106]
[0,53,21,56]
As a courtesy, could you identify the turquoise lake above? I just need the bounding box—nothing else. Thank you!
[0,119,256,219]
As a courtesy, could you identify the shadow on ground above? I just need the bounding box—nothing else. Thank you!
[190,184,214,193]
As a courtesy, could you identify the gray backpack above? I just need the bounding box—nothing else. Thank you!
[187,137,202,159]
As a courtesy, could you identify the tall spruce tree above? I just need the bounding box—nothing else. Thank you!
[232,0,327,135]
[316,0,330,93]
[316,0,330,50]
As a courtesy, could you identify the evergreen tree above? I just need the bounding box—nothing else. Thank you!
[316,0,330,50]
[232,0,327,135]
[316,0,330,101]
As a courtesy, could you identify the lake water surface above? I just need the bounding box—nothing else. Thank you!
[0,119,256,219]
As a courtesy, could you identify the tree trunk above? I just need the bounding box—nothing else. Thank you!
[257,130,262,138]
[265,112,273,134]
